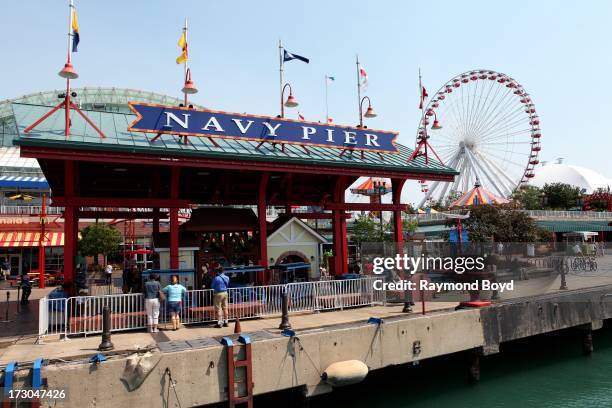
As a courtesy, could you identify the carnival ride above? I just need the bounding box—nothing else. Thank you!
[417,70,541,207]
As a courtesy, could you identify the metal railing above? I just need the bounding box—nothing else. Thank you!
[410,210,612,223]
[0,205,63,215]
[524,210,612,219]
[38,276,382,339]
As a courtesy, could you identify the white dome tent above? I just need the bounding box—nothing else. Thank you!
[527,158,612,194]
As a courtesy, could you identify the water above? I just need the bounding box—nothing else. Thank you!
[257,323,612,408]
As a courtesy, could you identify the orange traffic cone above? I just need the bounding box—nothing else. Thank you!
[234,318,242,334]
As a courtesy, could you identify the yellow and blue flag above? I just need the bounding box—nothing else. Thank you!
[176,32,187,64]
[71,9,80,52]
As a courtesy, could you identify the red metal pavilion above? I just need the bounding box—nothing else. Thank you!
[12,102,457,290]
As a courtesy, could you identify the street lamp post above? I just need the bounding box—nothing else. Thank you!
[358,96,377,128]
[280,83,299,118]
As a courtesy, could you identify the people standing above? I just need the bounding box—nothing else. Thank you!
[143,273,161,333]
[212,266,230,328]
[162,275,187,331]
[0,258,9,281]
[20,272,32,304]
[497,242,504,256]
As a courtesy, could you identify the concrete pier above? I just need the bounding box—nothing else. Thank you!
[2,281,612,407]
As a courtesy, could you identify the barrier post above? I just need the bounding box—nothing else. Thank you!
[278,289,291,330]
[98,306,114,351]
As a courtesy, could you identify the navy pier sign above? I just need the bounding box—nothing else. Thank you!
[128,103,399,153]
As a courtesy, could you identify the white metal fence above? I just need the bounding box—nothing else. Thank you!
[38,276,383,339]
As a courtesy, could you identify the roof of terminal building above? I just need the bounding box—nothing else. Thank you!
[0,87,192,121]
[537,220,612,232]
[12,103,458,178]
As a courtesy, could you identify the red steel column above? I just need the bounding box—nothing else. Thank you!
[391,178,407,252]
[63,161,76,290]
[258,173,270,284]
[332,176,348,275]
[38,194,47,288]
[169,167,180,270]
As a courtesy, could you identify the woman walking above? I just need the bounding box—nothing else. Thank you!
[143,273,161,333]
[163,275,187,331]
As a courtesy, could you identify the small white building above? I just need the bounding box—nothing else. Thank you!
[267,216,327,280]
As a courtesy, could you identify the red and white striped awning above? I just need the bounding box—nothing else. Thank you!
[0,232,64,247]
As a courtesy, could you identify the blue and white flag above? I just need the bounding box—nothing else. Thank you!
[283,50,309,64]
[326,75,335,83]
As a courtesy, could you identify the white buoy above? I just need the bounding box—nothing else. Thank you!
[321,360,369,387]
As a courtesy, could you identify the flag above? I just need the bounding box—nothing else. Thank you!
[359,67,368,90]
[326,75,335,83]
[298,112,305,121]
[71,9,80,52]
[327,117,333,124]
[283,50,309,64]
[176,31,188,64]
[419,84,428,109]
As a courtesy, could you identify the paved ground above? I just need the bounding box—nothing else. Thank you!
[0,302,457,365]
[1,254,610,366]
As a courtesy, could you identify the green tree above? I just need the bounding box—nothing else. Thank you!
[402,218,418,234]
[512,185,542,210]
[442,190,463,209]
[446,204,551,242]
[427,190,463,210]
[541,182,582,210]
[351,215,391,243]
[79,223,123,263]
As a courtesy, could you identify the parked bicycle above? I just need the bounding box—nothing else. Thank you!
[570,256,598,272]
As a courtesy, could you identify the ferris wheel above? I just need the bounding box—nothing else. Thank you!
[417,70,541,207]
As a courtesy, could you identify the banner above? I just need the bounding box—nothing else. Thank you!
[128,103,398,153]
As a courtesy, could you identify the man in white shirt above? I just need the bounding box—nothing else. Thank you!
[105,264,113,284]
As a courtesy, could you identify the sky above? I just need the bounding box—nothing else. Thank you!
[1,0,611,205]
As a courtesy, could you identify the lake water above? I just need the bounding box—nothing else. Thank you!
[257,322,612,408]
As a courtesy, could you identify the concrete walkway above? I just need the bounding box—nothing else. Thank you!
[0,302,457,365]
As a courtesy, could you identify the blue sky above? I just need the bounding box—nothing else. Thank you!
[2,1,610,203]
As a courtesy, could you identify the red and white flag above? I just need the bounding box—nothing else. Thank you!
[419,85,428,109]
[359,66,368,90]
[419,70,428,109]
[327,117,333,124]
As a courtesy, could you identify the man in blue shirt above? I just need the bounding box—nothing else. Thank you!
[212,267,230,328]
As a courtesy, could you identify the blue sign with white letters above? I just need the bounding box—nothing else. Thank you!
[128,103,398,153]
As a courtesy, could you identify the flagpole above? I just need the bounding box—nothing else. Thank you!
[356,55,362,126]
[279,39,284,117]
[65,0,74,137]
[183,17,188,107]
[325,75,329,123]
[67,0,74,59]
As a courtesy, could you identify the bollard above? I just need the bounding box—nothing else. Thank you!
[559,261,568,290]
[5,291,10,321]
[278,290,291,330]
[16,286,20,313]
[402,288,412,313]
[98,306,114,351]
